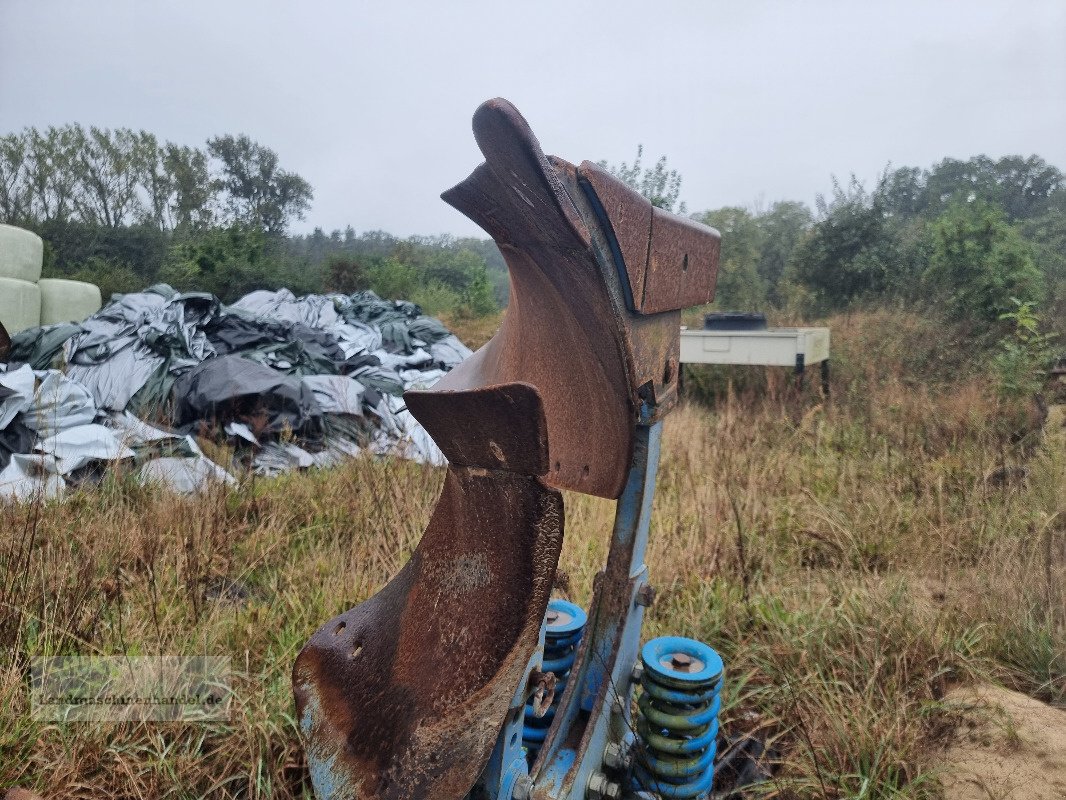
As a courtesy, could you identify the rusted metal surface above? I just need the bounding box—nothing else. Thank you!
[430,100,634,500]
[579,161,721,315]
[646,206,722,314]
[404,382,548,474]
[293,97,722,800]
[294,461,563,800]
[528,669,558,717]
[427,98,721,497]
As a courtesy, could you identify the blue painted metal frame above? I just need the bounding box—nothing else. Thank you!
[478,421,663,800]
[479,621,549,799]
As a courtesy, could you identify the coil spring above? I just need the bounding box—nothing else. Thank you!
[634,637,724,800]
[522,598,587,760]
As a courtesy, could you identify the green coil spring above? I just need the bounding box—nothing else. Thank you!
[634,636,724,800]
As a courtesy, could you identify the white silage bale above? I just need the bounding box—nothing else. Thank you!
[0,224,44,283]
[0,277,42,334]
[38,278,103,325]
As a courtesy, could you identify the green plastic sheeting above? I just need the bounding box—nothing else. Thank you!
[7,323,84,369]
[0,277,41,334]
[38,279,102,325]
[0,224,44,283]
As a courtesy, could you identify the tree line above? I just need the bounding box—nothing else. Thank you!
[681,155,1065,328]
[0,124,311,233]
[1,125,1063,339]
[0,125,498,318]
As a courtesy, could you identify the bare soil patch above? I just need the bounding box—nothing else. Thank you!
[942,684,1066,800]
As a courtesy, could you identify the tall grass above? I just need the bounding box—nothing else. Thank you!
[1,310,1063,798]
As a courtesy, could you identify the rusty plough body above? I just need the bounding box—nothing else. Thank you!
[293,99,724,800]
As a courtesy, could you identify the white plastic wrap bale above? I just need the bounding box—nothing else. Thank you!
[38,278,103,325]
[368,394,445,466]
[63,286,211,411]
[0,223,44,283]
[107,411,181,445]
[0,277,41,334]
[331,321,382,359]
[65,339,163,411]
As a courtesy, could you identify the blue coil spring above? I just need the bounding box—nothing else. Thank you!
[522,598,587,759]
[634,637,724,800]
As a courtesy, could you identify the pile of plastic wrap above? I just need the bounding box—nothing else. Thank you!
[0,285,472,501]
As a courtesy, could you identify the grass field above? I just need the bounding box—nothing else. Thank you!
[1,311,1064,798]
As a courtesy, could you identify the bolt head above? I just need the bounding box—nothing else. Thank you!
[603,740,633,770]
[511,775,533,800]
[587,772,621,800]
[630,662,644,684]
[670,652,693,669]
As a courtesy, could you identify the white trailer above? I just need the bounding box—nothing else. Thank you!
[679,326,831,392]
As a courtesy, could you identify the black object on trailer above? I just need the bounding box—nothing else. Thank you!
[703,311,768,331]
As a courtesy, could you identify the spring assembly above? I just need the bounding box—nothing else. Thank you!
[522,598,587,760]
[634,637,724,800]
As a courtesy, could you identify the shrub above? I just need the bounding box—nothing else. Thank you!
[926,202,1045,323]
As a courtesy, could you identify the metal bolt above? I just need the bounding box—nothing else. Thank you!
[512,775,533,800]
[603,741,633,771]
[635,584,656,608]
[587,772,622,800]
[670,652,693,670]
[630,661,644,684]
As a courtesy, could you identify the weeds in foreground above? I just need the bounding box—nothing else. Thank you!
[1,310,1063,798]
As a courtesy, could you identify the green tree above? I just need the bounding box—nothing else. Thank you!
[24,126,82,223]
[923,155,1063,221]
[324,254,371,294]
[207,134,312,234]
[61,257,142,302]
[926,201,1044,322]
[145,142,216,230]
[0,132,32,223]
[993,299,1057,400]
[597,145,686,213]
[364,259,420,304]
[1020,194,1066,330]
[160,224,316,301]
[70,127,152,228]
[790,177,895,308]
[695,206,766,309]
[459,268,496,317]
[880,165,927,217]
[755,200,812,303]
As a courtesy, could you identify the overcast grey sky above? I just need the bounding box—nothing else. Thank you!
[2,0,1064,237]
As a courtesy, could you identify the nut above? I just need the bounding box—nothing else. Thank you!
[635,583,657,607]
[603,740,633,770]
[587,772,622,800]
[630,661,644,684]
